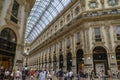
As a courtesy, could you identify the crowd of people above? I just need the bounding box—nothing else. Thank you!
[0,65,120,80]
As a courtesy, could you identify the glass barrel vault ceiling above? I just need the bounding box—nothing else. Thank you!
[25,0,72,43]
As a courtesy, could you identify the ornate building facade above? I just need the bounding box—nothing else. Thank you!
[0,0,35,70]
[27,0,120,74]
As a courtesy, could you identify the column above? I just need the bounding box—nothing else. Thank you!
[108,52,117,70]
[71,33,76,73]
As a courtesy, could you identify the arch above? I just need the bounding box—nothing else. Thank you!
[67,52,72,71]
[76,49,84,73]
[91,45,109,54]
[0,28,17,42]
[59,54,63,68]
[93,46,109,75]
[115,45,120,70]
[0,25,20,44]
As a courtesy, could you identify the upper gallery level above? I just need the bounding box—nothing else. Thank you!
[27,0,120,52]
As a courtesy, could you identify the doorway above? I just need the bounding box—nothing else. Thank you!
[67,52,72,71]
[93,46,109,75]
[59,54,63,68]
[76,49,84,73]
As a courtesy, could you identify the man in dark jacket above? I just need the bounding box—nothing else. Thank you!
[57,68,64,80]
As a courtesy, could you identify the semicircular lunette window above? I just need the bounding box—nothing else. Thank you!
[25,0,72,43]
[0,28,17,43]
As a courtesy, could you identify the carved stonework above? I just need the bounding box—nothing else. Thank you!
[0,0,4,15]
[76,44,82,51]
[80,0,85,11]
[66,48,71,53]
[100,0,104,8]
[92,42,105,47]
[105,26,112,52]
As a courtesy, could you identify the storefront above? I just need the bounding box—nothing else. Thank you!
[93,46,109,75]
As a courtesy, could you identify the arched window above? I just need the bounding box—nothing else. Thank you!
[0,28,17,42]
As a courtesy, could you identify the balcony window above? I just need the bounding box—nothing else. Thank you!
[51,29,53,34]
[60,41,62,50]
[76,32,80,44]
[67,37,70,48]
[109,0,117,5]
[90,1,96,8]
[11,0,19,23]
[94,28,102,42]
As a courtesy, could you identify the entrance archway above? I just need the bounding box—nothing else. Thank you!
[67,52,72,71]
[116,46,120,70]
[59,54,63,68]
[0,28,17,70]
[76,49,84,73]
[93,46,108,75]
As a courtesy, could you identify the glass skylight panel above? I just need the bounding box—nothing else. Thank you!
[28,21,35,26]
[39,21,46,28]
[62,0,71,6]
[29,35,35,41]
[45,11,53,21]
[30,18,37,22]
[34,1,40,5]
[41,19,48,26]
[34,28,40,34]
[56,4,64,12]
[51,10,58,17]
[36,24,43,31]
[31,31,38,38]
[37,22,44,29]
[25,0,72,43]
[42,16,49,25]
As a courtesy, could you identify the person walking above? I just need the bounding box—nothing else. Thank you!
[39,68,46,80]
[57,68,64,80]
[15,69,21,80]
[4,69,10,80]
[0,66,5,80]
[69,70,74,80]
[22,69,26,80]
[46,70,52,80]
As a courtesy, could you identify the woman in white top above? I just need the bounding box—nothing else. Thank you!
[15,69,21,80]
